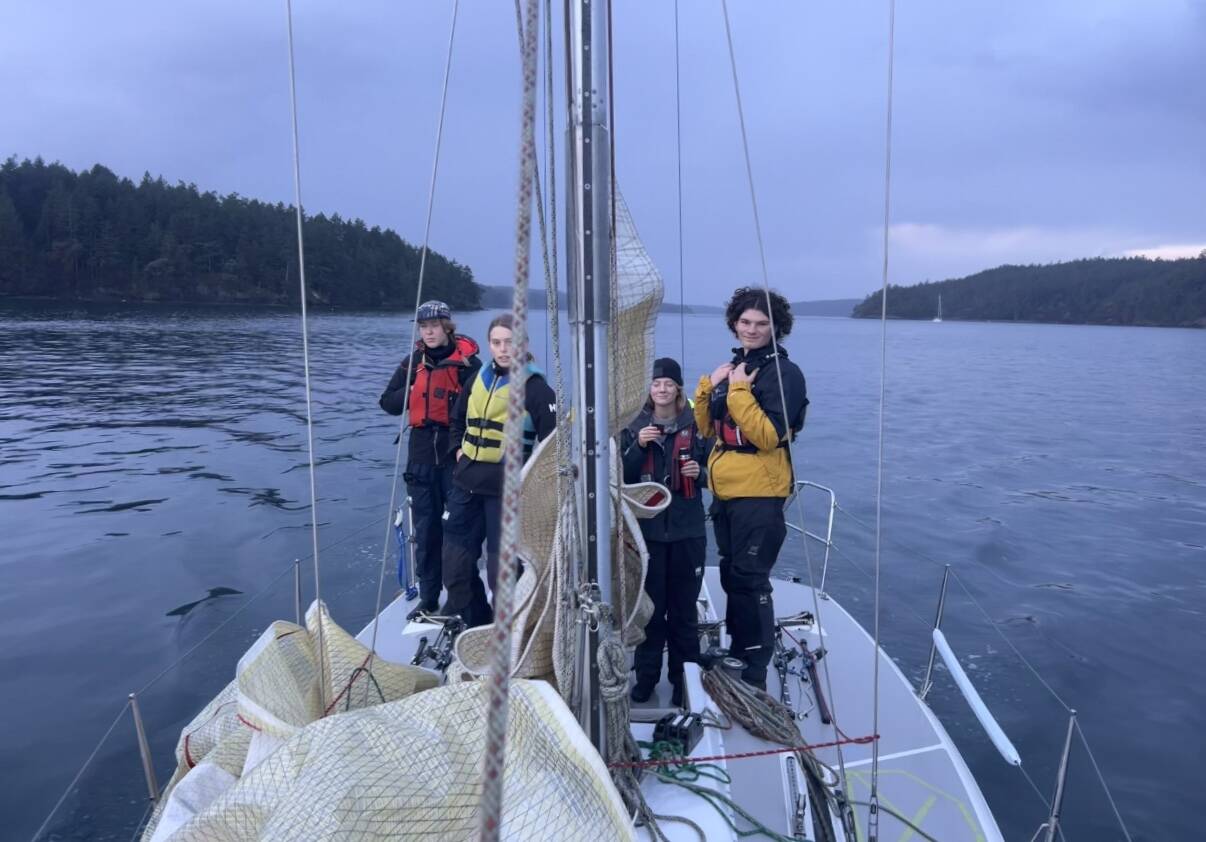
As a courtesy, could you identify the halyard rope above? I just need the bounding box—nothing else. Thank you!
[478,0,539,838]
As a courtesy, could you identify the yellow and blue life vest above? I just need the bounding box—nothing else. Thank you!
[460,364,540,464]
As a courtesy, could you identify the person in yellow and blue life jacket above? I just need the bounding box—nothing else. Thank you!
[378,300,482,619]
[442,312,557,628]
[694,287,808,690]
[620,358,708,708]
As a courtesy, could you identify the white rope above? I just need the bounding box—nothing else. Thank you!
[867,0,899,834]
[478,0,540,837]
[365,0,461,670]
[283,0,327,711]
[716,1,856,826]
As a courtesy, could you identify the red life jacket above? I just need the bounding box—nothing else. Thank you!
[407,335,478,428]
[642,425,696,492]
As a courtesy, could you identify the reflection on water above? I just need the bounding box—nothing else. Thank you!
[1,299,1203,840]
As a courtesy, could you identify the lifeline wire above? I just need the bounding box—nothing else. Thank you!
[283,0,327,711]
[29,699,131,841]
[366,0,460,665]
[716,2,855,828]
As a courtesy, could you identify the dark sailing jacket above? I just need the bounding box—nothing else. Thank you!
[449,362,558,496]
[694,342,807,500]
[620,404,708,543]
[379,335,482,466]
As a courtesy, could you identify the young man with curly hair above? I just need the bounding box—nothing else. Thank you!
[693,287,809,689]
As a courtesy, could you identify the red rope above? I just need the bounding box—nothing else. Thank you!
[606,734,877,770]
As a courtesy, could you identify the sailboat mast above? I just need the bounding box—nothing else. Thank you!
[566,0,613,748]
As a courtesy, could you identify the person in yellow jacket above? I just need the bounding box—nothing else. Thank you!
[694,287,808,689]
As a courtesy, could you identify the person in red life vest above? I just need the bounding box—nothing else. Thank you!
[379,300,482,618]
[694,288,808,690]
[620,358,708,707]
[442,313,557,628]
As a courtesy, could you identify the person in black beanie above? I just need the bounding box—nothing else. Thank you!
[379,300,481,618]
[620,357,708,707]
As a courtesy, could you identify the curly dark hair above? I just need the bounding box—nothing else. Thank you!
[724,286,793,340]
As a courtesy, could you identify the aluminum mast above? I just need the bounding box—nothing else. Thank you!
[566,0,613,750]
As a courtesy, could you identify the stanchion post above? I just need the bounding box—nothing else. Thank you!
[1043,710,1077,842]
[128,692,159,802]
[918,564,951,700]
[293,557,303,625]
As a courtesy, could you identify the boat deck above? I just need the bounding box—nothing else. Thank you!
[357,568,1002,841]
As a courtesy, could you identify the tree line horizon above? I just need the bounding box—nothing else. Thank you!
[2,157,1201,327]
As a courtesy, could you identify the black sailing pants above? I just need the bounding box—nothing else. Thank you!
[711,496,787,684]
[440,485,501,628]
[403,461,455,603]
[633,536,706,682]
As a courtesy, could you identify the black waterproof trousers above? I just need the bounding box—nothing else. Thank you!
[440,485,501,628]
[711,496,787,684]
[633,537,706,683]
[403,462,455,604]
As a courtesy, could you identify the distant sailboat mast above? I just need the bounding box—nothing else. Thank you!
[933,292,943,322]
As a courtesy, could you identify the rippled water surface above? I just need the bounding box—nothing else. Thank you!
[1,300,1202,840]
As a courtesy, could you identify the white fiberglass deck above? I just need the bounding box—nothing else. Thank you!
[358,569,1003,841]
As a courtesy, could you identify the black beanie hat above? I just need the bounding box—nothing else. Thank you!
[651,357,683,386]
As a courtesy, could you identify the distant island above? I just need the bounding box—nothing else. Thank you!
[0,157,480,309]
[853,257,1206,328]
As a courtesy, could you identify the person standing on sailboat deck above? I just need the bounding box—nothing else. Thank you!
[620,358,708,707]
[442,312,557,628]
[694,287,808,690]
[378,300,482,620]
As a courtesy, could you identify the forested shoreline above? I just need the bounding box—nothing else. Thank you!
[853,256,1206,327]
[0,157,480,309]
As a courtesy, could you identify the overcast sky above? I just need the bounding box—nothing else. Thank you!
[3,1,1202,302]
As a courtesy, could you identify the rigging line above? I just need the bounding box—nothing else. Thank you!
[1074,720,1134,842]
[673,0,686,367]
[283,0,327,711]
[716,0,854,823]
[479,2,540,839]
[137,559,297,696]
[833,502,1037,591]
[541,0,551,363]
[127,799,155,842]
[867,0,900,833]
[366,0,460,665]
[1019,763,1053,811]
[948,568,1074,714]
[30,699,131,842]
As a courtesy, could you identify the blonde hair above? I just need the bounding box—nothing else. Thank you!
[642,382,687,414]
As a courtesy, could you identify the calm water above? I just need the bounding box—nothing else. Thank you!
[1,300,1202,841]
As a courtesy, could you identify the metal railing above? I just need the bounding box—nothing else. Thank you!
[784,485,1132,842]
